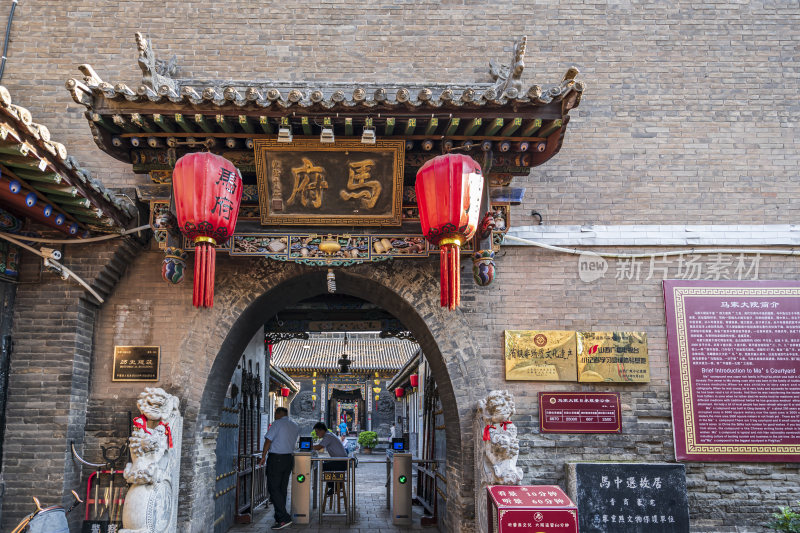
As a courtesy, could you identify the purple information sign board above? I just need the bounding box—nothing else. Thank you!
[664,280,800,462]
[539,392,621,433]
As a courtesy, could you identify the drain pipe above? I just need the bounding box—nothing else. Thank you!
[0,0,18,83]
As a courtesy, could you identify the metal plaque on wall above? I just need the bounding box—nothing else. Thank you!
[577,331,650,383]
[504,330,577,381]
[539,392,621,433]
[254,138,405,226]
[112,346,160,381]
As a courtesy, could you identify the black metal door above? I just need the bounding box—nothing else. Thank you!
[213,396,239,533]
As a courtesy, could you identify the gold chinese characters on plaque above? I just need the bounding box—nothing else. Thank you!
[254,139,405,226]
[577,331,650,383]
[504,330,578,381]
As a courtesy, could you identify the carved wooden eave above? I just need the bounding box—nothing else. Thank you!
[66,33,585,178]
[0,86,134,234]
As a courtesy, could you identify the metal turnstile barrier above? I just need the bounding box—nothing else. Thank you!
[291,452,315,524]
[392,453,412,525]
[311,456,356,524]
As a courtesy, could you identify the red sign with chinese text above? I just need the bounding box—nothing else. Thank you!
[664,280,800,462]
[539,392,621,433]
[488,485,578,533]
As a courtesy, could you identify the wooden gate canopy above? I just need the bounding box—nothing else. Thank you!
[66,33,584,180]
[0,86,134,234]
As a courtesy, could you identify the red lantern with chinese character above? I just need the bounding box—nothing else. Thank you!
[409,374,419,388]
[281,387,291,397]
[395,387,405,399]
[172,153,242,308]
[415,154,484,309]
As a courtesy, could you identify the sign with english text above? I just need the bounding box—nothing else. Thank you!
[254,139,405,226]
[112,346,160,381]
[664,280,800,462]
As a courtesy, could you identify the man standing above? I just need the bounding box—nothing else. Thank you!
[338,418,348,436]
[312,422,348,495]
[259,407,299,530]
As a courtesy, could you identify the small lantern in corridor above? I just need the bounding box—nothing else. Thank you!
[281,387,291,397]
[373,387,381,394]
[311,394,317,401]
[395,387,405,399]
[172,152,243,308]
[373,378,380,385]
[415,153,484,309]
[374,394,379,402]
[409,374,419,388]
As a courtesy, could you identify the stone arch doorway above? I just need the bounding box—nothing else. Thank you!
[180,263,481,533]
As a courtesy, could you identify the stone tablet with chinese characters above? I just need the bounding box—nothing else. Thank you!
[566,463,689,533]
[504,330,577,381]
[577,331,650,383]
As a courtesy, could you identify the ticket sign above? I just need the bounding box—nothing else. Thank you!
[487,485,578,533]
[539,392,621,433]
[664,280,800,462]
[504,331,577,381]
[577,331,649,383]
[112,346,159,381]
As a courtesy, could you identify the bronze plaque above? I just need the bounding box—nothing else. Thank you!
[504,330,578,381]
[322,471,346,482]
[577,331,649,383]
[112,346,160,382]
[254,139,405,226]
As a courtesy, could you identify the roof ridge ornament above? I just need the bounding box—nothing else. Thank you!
[135,32,179,95]
[489,36,526,99]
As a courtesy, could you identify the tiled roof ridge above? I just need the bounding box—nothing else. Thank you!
[65,33,584,112]
[0,85,134,229]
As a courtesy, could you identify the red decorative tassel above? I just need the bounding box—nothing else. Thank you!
[439,241,460,309]
[193,241,216,308]
[483,424,496,441]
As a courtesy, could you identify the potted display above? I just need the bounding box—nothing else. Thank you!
[357,431,378,454]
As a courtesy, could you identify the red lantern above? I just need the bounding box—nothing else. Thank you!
[281,387,291,397]
[415,154,484,309]
[172,153,243,308]
[395,387,405,399]
[409,374,419,388]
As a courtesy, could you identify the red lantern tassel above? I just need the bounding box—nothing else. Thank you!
[439,239,461,309]
[193,239,217,308]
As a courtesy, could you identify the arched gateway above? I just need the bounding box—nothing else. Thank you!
[177,261,481,532]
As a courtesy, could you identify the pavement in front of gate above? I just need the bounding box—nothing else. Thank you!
[230,452,431,532]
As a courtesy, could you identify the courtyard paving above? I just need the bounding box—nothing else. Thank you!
[229,453,431,532]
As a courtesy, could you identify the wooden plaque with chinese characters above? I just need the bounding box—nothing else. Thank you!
[577,331,650,383]
[254,139,405,226]
[504,330,577,381]
[112,346,160,382]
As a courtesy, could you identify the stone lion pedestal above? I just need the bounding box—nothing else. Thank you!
[121,387,183,533]
[475,390,523,533]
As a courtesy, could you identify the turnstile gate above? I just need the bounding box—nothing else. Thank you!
[291,452,313,524]
[392,453,413,526]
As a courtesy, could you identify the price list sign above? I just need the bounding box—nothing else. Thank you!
[487,485,578,533]
[539,392,621,433]
[664,280,800,462]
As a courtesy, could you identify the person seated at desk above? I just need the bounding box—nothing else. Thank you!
[313,422,348,495]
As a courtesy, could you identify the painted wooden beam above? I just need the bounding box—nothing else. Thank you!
[152,114,175,133]
[384,117,395,136]
[301,117,312,136]
[130,113,156,133]
[463,118,482,136]
[194,114,215,133]
[12,169,62,184]
[499,117,523,137]
[537,119,563,138]
[344,118,353,137]
[483,118,504,136]
[424,118,439,136]
[404,118,417,136]
[174,114,196,133]
[91,113,122,134]
[445,118,460,136]
[216,115,235,133]
[519,119,542,137]
[259,116,273,134]
[112,114,139,133]
[238,115,255,134]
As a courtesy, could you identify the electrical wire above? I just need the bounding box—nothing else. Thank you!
[0,0,17,83]
[502,234,800,259]
[0,223,151,244]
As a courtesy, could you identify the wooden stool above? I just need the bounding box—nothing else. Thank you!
[323,481,347,514]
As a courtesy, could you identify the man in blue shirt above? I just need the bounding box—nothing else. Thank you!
[339,419,348,436]
[312,422,348,495]
[259,407,299,530]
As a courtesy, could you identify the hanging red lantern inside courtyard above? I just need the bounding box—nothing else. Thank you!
[395,387,405,399]
[409,374,419,388]
[415,153,484,309]
[172,152,243,308]
[281,387,291,397]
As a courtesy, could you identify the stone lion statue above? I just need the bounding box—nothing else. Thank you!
[475,390,523,533]
[121,388,182,533]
